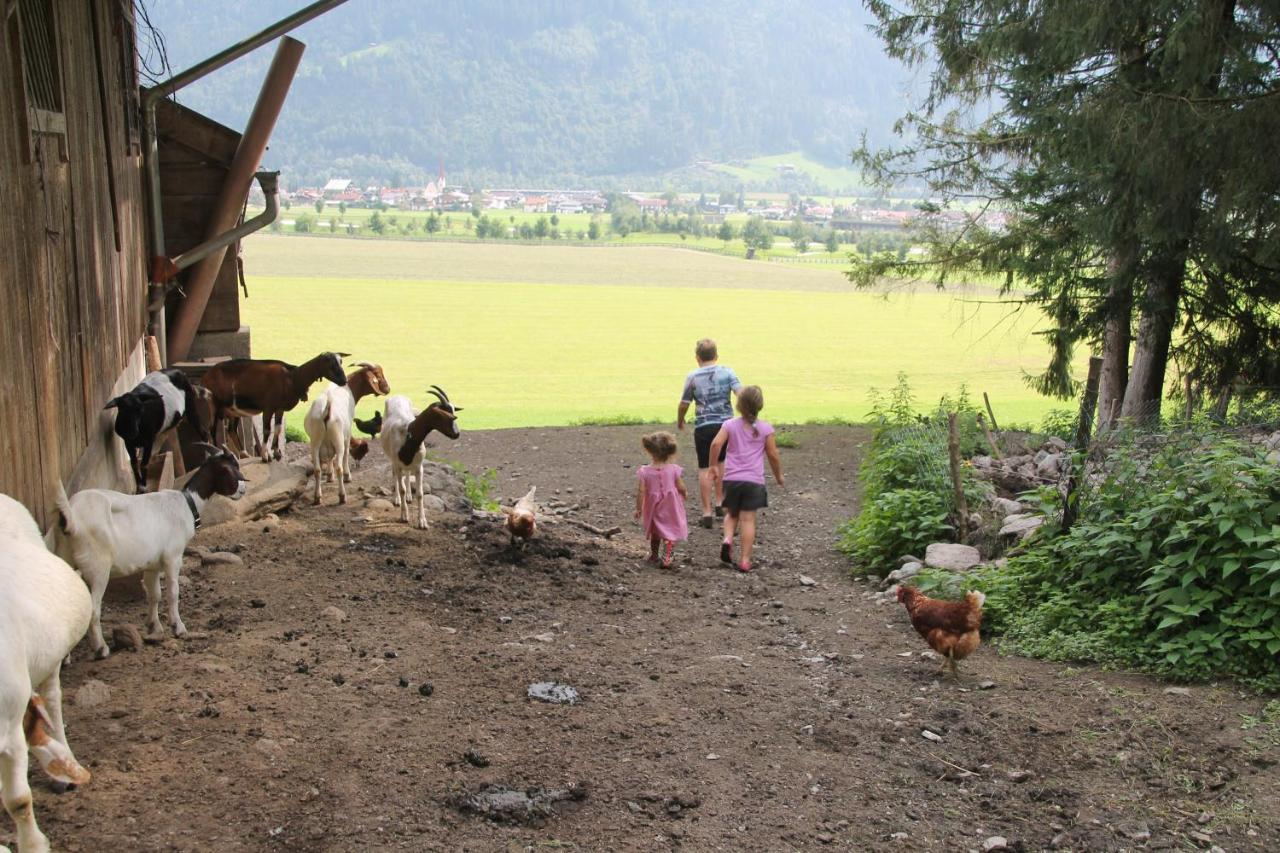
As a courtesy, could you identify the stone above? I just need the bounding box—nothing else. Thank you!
[1036,453,1063,478]
[1006,770,1033,783]
[982,836,1009,852]
[200,458,309,526]
[321,605,347,623]
[366,498,395,512]
[260,513,281,532]
[1163,686,1191,696]
[885,562,922,585]
[75,680,111,708]
[971,455,994,469]
[897,554,922,567]
[254,738,284,759]
[921,729,943,742]
[422,495,447,514]
[990,497,1023,517]
[999,514,1044,539]
[112,624,143,652]
[924,543,982,572]
[798,574,817,586]
[202,551,244,567]
[1045,436,1068,451]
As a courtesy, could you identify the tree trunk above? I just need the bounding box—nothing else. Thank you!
[1120,259,1184,424]
[1096,255,1133,432]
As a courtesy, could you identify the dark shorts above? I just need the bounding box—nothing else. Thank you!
[722,480,768,513]
[694,423,727,469]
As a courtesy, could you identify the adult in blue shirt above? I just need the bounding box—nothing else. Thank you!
[677,338,742,528]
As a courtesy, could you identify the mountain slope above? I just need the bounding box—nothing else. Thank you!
[143,0,912,187]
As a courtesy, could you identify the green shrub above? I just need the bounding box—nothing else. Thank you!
[1038,408,1078,441]
[284,424,306,443]
[774,429,799,448]
[974,436,1280,690]
[838,488,951,576]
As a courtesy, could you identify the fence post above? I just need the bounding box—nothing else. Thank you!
[983,391,1000,432]
[947,411,969,544]
[1061,356,1103,532]
[977,413,1002,460]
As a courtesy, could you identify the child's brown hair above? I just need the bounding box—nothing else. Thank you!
[641,431,678,462]
[695,338,718,362]
[737,385,764,423]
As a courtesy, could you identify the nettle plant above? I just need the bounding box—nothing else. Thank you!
[977,435,1280,689]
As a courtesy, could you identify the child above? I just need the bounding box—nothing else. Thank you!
[634,431,690,568]
[708,386,784,573]
[676,338,742,528]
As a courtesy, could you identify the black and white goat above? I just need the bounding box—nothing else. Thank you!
[49,446,246,660]
[379,387,462,529]
[106,368,211,492]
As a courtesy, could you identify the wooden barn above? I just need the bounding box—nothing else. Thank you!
[1,0,344,526]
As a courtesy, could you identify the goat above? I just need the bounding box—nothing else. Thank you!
[49,445,246,660]
[353,410,382,437]
[379,386,462,528]
[106,368,211,492]
[200,352,349,462]
[303,362,390,505]
[1,494,92,852]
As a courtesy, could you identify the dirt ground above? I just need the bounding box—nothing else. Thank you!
[18,425,1279,852]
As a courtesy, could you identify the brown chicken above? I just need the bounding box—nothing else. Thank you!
[896,585,985,679]
[503,486,538,549]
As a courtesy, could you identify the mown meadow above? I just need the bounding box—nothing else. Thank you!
[241,235,1078,430]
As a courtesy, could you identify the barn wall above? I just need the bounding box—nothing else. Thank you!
[1,1,150,526]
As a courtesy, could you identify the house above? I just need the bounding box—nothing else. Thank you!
[322,177,352,198]
[523,195,549,213]
[1,0,341,524]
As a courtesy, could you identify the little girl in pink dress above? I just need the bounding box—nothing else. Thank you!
[634,431,690,568]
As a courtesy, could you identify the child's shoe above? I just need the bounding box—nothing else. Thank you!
[720,541,732,564]
[661,540,675,569]
[699,515,714,529]
[737,560,752,573]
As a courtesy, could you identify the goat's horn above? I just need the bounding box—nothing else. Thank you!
[356,361,376,370]
[429,384,450,401]
[427,389,446,404]
[334,351,352,358]
[192,442,220,456]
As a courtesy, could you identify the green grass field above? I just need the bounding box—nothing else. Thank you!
[240,235,1078,430]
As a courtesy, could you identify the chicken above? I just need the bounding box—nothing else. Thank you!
[503,486,538,549]
[896,585,985,680]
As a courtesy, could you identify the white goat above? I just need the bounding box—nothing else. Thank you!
[1,494,92,853]
[379,388,461,529]
[48,447,246,659]
[303,363,390,506]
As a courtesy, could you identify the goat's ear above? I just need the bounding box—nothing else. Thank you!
[335,351,351,358]
[452,406,464,413]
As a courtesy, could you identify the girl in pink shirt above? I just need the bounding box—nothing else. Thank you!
[634,431,690,568]
[709,386,785,572]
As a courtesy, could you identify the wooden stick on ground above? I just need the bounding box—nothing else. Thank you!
[566,518,622,538]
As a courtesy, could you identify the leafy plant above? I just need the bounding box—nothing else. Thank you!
[284,424,307,443]
[974,435,1280,690]
[774,429,799,448]
[838,488,951,576]
[460,466,500,511]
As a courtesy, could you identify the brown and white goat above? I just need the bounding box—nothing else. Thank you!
[303,362,391,505]
[379,387,462,528]
[49,445,246,659]
[200,352,349,462]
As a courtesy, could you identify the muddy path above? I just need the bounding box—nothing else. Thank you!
[22,425,1278,852]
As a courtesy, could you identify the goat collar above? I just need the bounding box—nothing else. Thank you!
[182,489,201,529]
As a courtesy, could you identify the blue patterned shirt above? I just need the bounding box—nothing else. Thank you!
[681,365,742,427]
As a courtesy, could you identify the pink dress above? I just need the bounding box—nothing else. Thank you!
[638,464,689,542]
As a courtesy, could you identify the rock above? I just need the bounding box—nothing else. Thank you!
[816,832,835,844]
[1036,453,1064,478]
[999,514,1044,539]
[921,729,943,743]
[897,554,922,567]
[990,497,1023,517]
[982,836,1009,852]
[422,495,447,514]
[971,455,994,469]
[1006,769,1033,783]
[798,574,817,586]
[924,543,982,572]
[184,545,211,560]
[418,682,434,697]
[321,605,347,623]
[366,498,395,512]
[260,513,281,532]
[76,680,112,708]
[463,749,490,768]
[194,660,230,674]
[112,625,143,652]
[705,753,720,760]
[1045,436,1069,452]
[202,551,243,567]
[201,458,309,526]
[527,682,579,704]
[977,680,997,690]
[889,832,909,842]
[1119,822,1152,841]
[1163,686,1191,696]
[254,738,284,759]
[885,562,922,585]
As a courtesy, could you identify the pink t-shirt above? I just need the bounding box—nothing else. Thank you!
[721,417,774,485]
